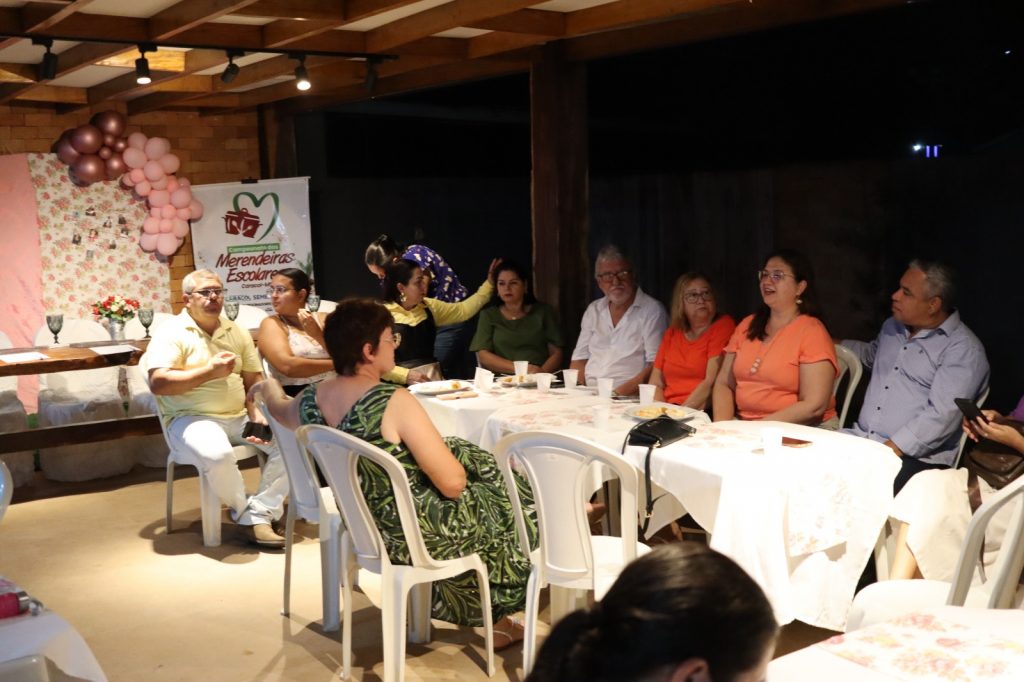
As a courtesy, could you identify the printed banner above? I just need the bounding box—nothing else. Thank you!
[190,178,313,310]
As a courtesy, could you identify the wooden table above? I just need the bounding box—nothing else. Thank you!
[0,339,161,454]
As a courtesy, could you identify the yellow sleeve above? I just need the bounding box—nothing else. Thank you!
[384,365,410,384]
[424,281,493,326]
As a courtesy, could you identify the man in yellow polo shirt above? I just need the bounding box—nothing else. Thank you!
[143,269,288,547]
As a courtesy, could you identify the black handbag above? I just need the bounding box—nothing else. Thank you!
[965,418,1024,491]
[625,415,696,535]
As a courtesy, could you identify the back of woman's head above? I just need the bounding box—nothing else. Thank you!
[527,543,778,682]
[365,234,403,267]
[381,258,419,303]
[322,297,394,375]
[274,268,312,297]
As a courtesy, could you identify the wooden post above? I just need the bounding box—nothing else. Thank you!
[530,43,590,354]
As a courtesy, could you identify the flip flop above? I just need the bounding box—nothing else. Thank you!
[493,616,525,652]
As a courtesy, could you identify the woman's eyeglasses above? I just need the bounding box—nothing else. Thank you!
[756,270,795,283]
[683,290,714,304]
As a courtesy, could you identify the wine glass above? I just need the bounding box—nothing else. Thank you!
[224,302,240,321]
[139,308,155,338]
[46,313,63,345]
[306,294,321,313]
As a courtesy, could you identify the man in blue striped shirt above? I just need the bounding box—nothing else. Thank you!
[842,259,989,493]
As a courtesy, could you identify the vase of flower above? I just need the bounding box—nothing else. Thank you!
[93,295,140,341]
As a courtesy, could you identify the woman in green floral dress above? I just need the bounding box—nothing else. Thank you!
[253,297,537,646]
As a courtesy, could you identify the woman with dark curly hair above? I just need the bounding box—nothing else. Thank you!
[527,543,778,682]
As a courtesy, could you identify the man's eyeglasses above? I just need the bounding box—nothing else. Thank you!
[596,269,632,283]
[191,288,224,299]
[683,290,714,304]
[268,286,294,295]
[756,270,795,284]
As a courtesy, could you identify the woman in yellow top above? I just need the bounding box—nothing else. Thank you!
[383,257,499,384]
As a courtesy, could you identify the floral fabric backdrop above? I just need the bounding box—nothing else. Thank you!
[28,153,171,319]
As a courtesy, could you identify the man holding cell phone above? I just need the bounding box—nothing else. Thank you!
[143,269,288,548]
[841,259,989,493]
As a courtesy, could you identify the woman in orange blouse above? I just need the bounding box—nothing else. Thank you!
[713,249,838,427]
[650,273,735,409]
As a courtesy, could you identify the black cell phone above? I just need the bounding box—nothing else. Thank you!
[242,422,273,441]
[954,397,987,423]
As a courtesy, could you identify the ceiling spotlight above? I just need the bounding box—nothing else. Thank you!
[33,37,58,81]
[293,54,311,91]
[135,44,155,85]
[364,57,379,92]
[221,50,243,84]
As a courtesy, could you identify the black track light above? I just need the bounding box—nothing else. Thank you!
[32,37,58,81]
[293,54,310,91]
[221,50,243,84]
[364,57,379,92]
[135,43,155,85]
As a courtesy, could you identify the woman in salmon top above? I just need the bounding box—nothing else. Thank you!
[649,272,735,410]
[713,249,838,427]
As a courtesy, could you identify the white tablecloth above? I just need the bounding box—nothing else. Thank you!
[769,606,1024,680]
[0,610,107,681]
[416,387,899,631]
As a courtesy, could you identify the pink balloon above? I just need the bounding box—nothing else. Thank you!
[150,176,169,191]
[176,207,191,220]
[123,148,147,169]
[148,189,170,207]
[150,205,161,217]
[166,176,180,193]
[170,188,192,209]
[128,132,148,150]
[171,219,190,238]
[159,153,180,175]
[129,167,146,183]
[177,177,190,189]
[143,217,160,234]
[159,204,175,219]
[188,199,204,220]
[143,160,165,182]
[157,233,179,257]
[139,233,159,251]
[144,137,171,161]
[134,180,152,197]
[121,174,136,188]
[158,219,173,233]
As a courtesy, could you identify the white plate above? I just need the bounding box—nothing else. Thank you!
[625,404,692,421]
[409,380,472,396]
[497,374,538,388]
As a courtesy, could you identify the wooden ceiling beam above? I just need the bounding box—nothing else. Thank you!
[233,0,345,21]
[275,29,367,54]
[12,83,86,103]
[86,70,181,104]
[30,11,150,43]
[366,0,538,53]
[467,9,565,37]
[0,62,38,81]
[467,31,544,60]
[17,0,97,33]
[149,1,262,41]
[261,19,344,48]
[566,0,743,35]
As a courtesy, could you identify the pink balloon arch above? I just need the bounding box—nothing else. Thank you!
[51,110,205,258]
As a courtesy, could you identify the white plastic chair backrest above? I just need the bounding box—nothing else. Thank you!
[318,299,337,314]
[124,311,173,339]
[297,424,443,571]
[493,431,641,585]
[947,473,1024,608]
[257,398,321,518]
[0,330,19,393]
[953,386,991,469]
[232,304,268,330]
[32,319,119,396]
[833,344,864,428]
[0,460,12,524]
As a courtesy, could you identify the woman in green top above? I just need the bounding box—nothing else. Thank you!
[470,259,564,375]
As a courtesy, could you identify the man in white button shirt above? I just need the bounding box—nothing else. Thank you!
[570,246,668,395]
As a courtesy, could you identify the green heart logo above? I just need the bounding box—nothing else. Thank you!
[232,192,280,242]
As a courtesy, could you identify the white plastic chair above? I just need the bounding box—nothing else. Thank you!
[296,424,495,682]
[232,304,268,331]
[850,473,1024,631]
[150,388,263,547]
[0,460,12,524]
[953,386,991,469]
[124,311,173,340]
[32,319,134,481]
[0,331,34,487]
[256,398,342,631]
[125,313,175,468]
[833,344,864,428]
[317,299,337,314]
[492,431,652,674]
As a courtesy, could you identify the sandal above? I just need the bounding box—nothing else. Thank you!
[493,615,525,652]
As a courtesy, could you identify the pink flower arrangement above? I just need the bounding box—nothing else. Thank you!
[92,295,140,322]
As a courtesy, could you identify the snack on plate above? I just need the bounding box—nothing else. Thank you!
[450,380,463,389]
[635,405,688,419]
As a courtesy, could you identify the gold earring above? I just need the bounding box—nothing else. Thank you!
[400,292,407,303]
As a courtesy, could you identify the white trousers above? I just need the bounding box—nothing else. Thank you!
[166,413,288,526]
